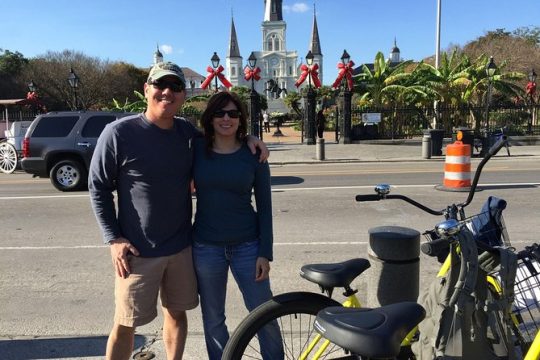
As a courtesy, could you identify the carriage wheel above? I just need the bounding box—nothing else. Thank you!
[0,141,18,174]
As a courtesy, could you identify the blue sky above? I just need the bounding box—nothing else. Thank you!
[2,0,539,85]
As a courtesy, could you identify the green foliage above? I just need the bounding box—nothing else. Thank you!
[513,26,540,46]
[0,49,28,75]
[105,90,147,112]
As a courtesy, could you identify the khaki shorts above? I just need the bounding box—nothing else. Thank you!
[114,246,199,327]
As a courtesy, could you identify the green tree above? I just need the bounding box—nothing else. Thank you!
[513,26,540,46]
[353,51,413,107]
[0,49,29,99]
[21,50,150,110]
[231,85,268,111]
[460,54,525,130]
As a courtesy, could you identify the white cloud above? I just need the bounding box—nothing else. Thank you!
[283,2,309,13]
[160,45,173,54]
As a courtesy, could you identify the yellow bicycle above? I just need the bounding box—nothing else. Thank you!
[223,136,540,359]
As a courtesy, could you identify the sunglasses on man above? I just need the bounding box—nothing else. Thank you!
[148,80,185,93]
[214,109,241,118]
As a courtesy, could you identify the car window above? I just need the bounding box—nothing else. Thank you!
[81,116,116,138]
[32,116,79,137]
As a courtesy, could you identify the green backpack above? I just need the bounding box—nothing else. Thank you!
[412,230,517,359]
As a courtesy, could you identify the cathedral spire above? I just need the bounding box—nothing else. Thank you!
[228,17,241,58]
[154,44,163,64]
[309,6,322,55]
[264,0,283,21]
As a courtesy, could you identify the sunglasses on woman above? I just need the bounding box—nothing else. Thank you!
[148,80,185,92]
[214,109,241,118]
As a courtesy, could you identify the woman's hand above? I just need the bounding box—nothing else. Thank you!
[255,257,270,281]
[246,135,270,162]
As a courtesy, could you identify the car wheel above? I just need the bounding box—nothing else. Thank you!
[50,160,87,191]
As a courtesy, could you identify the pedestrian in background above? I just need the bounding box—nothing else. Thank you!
[263,111,270,133]
[317,108,326,138]
[192,91,283,360]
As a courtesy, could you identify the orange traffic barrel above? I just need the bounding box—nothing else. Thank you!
[436,131,471,192]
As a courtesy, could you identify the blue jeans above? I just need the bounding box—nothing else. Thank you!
[193,240,284,360]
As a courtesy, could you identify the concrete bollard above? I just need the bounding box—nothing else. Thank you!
[316,138,325,160]
[366,226,420,308]
[422,134,432,159]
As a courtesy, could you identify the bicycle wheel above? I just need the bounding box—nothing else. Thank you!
[223,291,351,360]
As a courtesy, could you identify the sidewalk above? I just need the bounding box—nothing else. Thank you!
[264,125,540,164]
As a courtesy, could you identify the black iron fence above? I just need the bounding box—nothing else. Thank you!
[348,104,540,140]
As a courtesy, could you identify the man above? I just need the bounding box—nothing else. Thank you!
[262,111,270,133]
[89,61,268,360]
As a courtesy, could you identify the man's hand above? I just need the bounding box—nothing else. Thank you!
[246,135,270,163]
[109,237,140,278]
[255,257,270,282]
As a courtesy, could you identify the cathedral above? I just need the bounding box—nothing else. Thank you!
[226,0,322,113]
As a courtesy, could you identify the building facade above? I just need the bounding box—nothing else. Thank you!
[226,0,322,113]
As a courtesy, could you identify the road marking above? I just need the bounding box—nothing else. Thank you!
[0,245,107,250]
[0,240,531,251]
[270,166,538,176]
[271,182,540,192]
[0,182,538,200]
[0,194,89,200]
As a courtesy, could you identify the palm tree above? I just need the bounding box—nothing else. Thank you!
[353,51,413,107]
[460,55,525,131]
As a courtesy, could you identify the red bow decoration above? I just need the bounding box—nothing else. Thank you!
[26,91,38,101]
[332,60,355,91]
[201,65,232,89]
[295,63,321,88]
[244,66,261,81]
[526,81,537,96]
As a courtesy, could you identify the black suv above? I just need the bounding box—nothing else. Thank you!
[21,111,134,191]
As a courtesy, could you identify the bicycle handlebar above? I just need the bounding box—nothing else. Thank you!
[459,135,508,208]
[421,237,450,256]
[354,194,383,202]
[355,135,509,217]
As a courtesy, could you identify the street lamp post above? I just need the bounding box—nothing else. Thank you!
[28,80,37,93]
[247,52,261,138]
[339,50,352,144]
[483,56,497,155]
[211,52,220,92]
[305,51,316,145]
[527,68,537,134]
[67,67,80,110]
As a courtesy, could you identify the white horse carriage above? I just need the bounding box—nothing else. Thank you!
[0,99,36,174]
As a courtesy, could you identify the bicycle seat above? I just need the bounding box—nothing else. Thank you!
[314,302,425,358]
[300,258,370,289]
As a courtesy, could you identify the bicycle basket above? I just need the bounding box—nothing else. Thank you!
[511,244,540,345]
[464,210,511,248]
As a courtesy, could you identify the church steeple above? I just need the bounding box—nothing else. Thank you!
[264,0,283,21]
[309,7,322,55]
[228,17,241,58]
[226,14,243,84]
[308,5,323,84]
[154,44,163,64]
[390,37,401,63]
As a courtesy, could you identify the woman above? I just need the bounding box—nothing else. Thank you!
[192,91,283,360]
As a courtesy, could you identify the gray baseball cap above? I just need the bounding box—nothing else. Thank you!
[147,61,186,86]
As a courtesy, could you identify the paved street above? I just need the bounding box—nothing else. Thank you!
[1,139,539,359]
